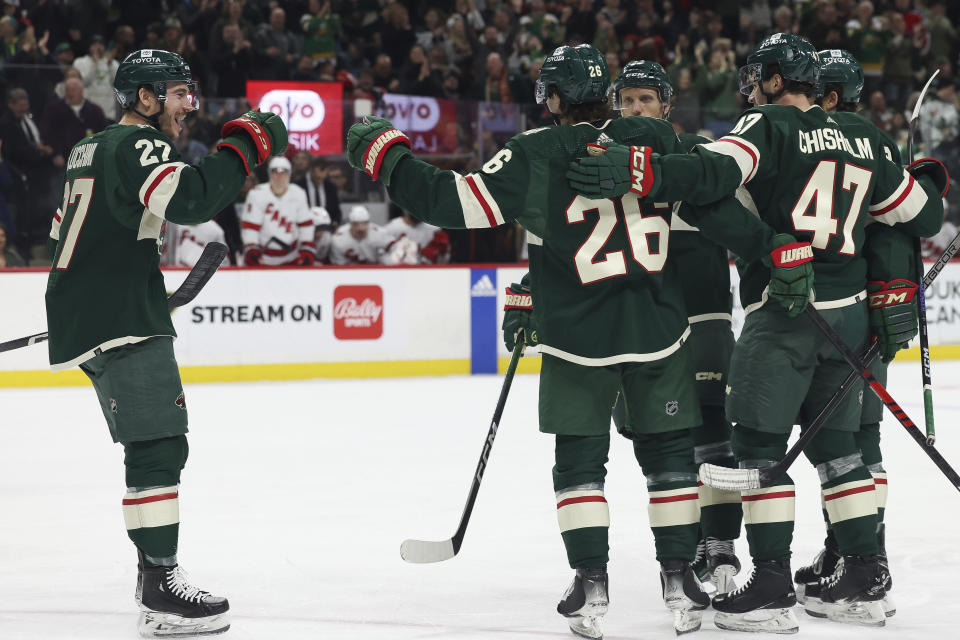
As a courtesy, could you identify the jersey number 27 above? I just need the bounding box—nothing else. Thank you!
[54,177,95,270]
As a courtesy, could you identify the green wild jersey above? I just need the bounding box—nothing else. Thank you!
[669,132,732,320]
[387,117,692,365]
[46,123,248,370]
[650,104,942,308]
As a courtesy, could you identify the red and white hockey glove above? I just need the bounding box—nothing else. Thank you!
[567,143,657,199]
[421,230,451,263]
[296,249,316,266]
[346,116,412,186]
[868,279,919,362]
[762,233,814,318]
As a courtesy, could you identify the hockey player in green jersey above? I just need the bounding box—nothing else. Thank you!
[606,60,743,594]
[348,44,722,637]
[567,33,946,632]
[45,49,287,637]
[794,48,929,621]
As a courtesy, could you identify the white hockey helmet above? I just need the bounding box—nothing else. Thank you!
[311,206,332,226]
[348,205,371,223]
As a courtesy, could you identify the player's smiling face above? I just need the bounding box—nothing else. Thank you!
[159,82,197,139]
[619,87,667,118]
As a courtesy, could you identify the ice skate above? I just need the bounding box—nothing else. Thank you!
[137,550,230,638]
[802,555,887,627]
[705,537,741,595]
[712,560,799,634]
[691,538,709,582]
[557,567,608,639]
[661,560,710,635]
[793,535,840,604]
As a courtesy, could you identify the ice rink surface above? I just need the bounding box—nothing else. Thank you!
[2,360,960,640]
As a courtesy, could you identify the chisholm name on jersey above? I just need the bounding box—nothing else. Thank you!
[798,127,874,159]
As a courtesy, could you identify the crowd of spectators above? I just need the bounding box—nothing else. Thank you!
[0,0,959,267]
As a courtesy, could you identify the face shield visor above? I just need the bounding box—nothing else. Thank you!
[738,63,762,97]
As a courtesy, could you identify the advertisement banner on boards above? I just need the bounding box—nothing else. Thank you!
[246,81,343,155]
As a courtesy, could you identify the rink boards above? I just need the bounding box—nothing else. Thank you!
[4,263,960,387]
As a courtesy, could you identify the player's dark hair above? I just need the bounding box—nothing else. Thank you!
[310,156,330,170]
[823,83,859,112]
[555,93,612,124]
[763,63,818,100]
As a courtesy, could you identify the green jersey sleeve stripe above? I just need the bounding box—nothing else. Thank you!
[700,136,760,185]
[869,172,928,224]
[139,162,188,217]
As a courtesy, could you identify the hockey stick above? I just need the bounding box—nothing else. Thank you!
[0,242,228,355]
[908,68,940,445]
[700,229,960,491]
[804,305,960,492]
[400,340,524,563]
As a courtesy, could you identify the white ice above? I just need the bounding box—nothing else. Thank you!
[2,361,959,639]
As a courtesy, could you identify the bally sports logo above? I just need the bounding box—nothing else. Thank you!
[333,285,383,339]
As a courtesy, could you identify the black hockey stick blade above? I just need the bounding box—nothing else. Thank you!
[400,340,524,563]
[699,232,960,492]
[1,242,228,355]
[166,242,228,310]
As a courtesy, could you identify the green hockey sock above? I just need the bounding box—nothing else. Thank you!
[553,434,610,569]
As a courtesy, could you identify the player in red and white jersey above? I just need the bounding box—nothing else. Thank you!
[311,206,334,263]
[175,220,226,267]
[385,210,451,264]
[240,155,315,266]
[329,205,392,265]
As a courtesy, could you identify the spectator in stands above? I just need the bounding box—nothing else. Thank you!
[295,156,342,225]
[562,0,596,45]
[868,90,895,132]
[330,205,392,265]
[671,67,702,135]
[0,221,25,268]
[846,1,888,97]
[108,25,137,64]
[53,64,81,99]
[926,1,956,67]
[302,0,340,62]
[0,140,15,239]
[39,77,110,162]
[327,164,348,201]
[253,6,300,80]
[291,54,319,82]
[398,44,442,97]
[883,12,914,110]
[7,26,59,114]
[443,14,474,78]
[773,5,796,35]
[477,52,519,102]
[699,41,740,139]
[0,15,17,58]
[0,87,59,249]
[73,35,119,121]
[416,7,447,51]
[920,77,960,180]
[290,150,311,184]
[52,41,75,76]
[212,22,252,97]
[209,0,252,55]
[622,10,665,64]
[371,53,398,93]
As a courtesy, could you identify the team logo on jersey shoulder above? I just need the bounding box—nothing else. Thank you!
[175,392,186,410]
[665,400,679,416]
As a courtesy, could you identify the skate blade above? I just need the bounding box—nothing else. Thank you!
[673,609,703,635]
[711,565,739,595]
[714,608,799,634]
[794,582,807,605]
[567,615,603,639]
[138,611,230,638]
[804,598,885,627]
[882,594,896,617]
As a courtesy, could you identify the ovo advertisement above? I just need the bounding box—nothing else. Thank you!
[246,81,343,155]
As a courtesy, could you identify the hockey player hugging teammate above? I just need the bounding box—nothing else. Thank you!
[344,44,800,637]
[45,49,287,637]
[567,33,946,633]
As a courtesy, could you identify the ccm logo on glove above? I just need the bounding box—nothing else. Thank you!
[630,146,653,196]
[771,243,814,267]
[868,279,918,308]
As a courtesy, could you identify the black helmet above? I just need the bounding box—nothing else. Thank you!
[114,49,198,110]
[536,44,609,105]
[611,60,673,112]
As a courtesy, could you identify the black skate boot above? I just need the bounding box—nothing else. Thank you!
[712,560,799,634]
[137,549,230,637]
[793,534,840,604]
[557,567,608,639]
[660,560,710,635]
[802,555,887,627]
[705,537,741,595]
[877,523,895,617]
